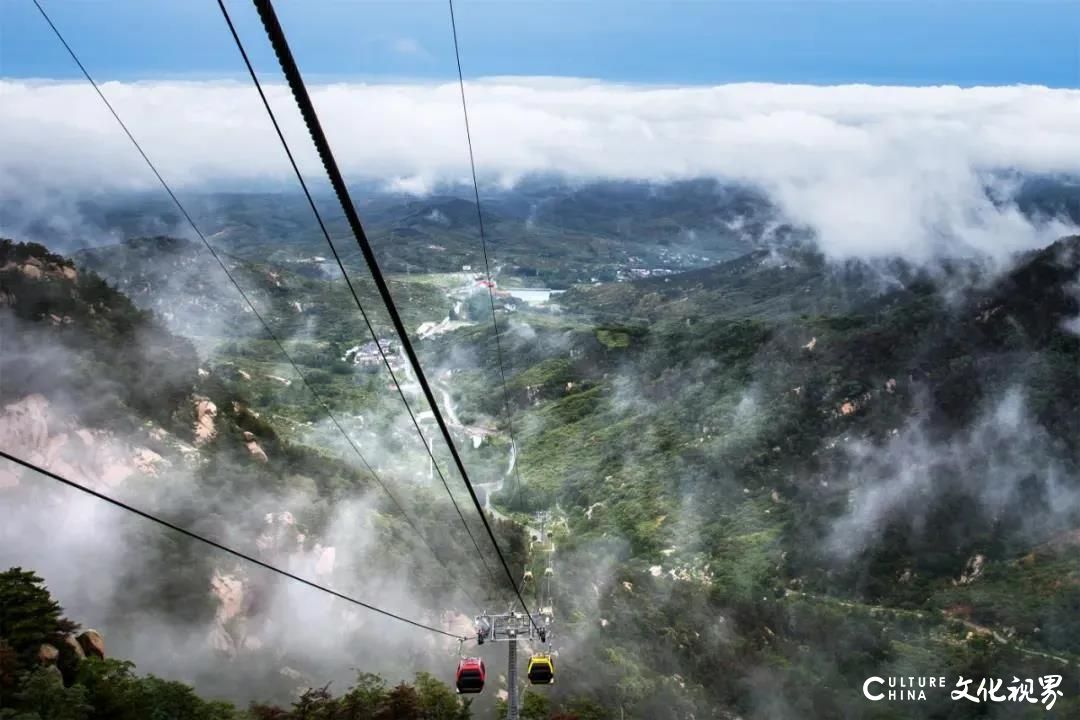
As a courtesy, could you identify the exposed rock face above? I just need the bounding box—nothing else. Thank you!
[37,644,59,665]
[956,554,986,585]
[193,397,218,445]
[247,442,267,464]
[836,391,873,417]
[1,256,77,283]
[132,448,164,476]
[255,511,305,557]
[0,395,50,457]
[212,572,245,625]
[209,570,250,658]
[61,634,85,661]
[242,431,268,463]
[208,513,338,657]
[0,395,161,490]
[76,630,105,659]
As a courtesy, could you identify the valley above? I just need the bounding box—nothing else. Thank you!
[2,180,1080,719]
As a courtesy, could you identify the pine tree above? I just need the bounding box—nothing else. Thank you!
[0,568,77,670]
[10,667,91,720]
[0,639,18,693]
[414,672,469,720]
[380,683,421,720]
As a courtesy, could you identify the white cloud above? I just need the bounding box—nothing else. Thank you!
[390,37,430,59]
[826,389,1080,560]
[1,78,1078,260]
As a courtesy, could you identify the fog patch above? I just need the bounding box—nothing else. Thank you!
[826,388,1080,560]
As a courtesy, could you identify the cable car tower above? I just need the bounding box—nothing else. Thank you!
[475,608,554,720]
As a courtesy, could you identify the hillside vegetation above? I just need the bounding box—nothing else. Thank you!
[2,214,1079,719]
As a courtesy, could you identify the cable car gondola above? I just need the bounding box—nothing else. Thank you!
[527,654,554,685]
[456,657,486,694]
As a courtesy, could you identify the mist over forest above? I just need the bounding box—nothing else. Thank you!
[2,64,1080,720]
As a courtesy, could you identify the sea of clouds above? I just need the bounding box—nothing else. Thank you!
[1,78,1078,260]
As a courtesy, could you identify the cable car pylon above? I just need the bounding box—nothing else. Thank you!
[472,601,555,718]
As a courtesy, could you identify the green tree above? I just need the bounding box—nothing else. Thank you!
[8,668,90,720]
[494,692,549,720]
[70,658,136,719]
[247,704,291,720]
[339,673,390,719]
[0,640,18,695]
[414,672,469,720]
[290,685,335,720]
[73,658,238,720]
[559,696,611,720]
[0,569,77,669]
[379,683,420,720]
[519,691,551,720]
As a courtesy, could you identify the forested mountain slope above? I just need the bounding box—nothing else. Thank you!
[2,230,1079,719]
[0,238,525,714]
[480,236,1080,718]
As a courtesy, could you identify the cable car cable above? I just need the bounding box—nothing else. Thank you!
[0,449,468,640]
[30,0,485,613]
[447,0,530,509]
[247,0,541,634]
[214,0,502,598]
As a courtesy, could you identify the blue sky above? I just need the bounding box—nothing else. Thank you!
[2,0,1078,87]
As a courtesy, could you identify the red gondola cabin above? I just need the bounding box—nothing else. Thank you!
[456,657,486,694]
